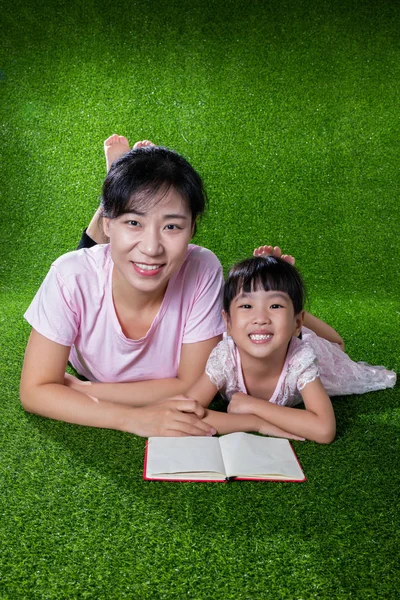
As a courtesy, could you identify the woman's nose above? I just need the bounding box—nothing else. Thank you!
[139,228,163,256]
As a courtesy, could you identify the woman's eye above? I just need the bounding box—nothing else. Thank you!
[164,224,182,230]
[127,220,140,227]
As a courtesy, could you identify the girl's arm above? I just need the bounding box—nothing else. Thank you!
[184,373,305,439]
[64,336,222,406]
[20,330,216,437]
[228,378,336,444]
[303,313,344,350]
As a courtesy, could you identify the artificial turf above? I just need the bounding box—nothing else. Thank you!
[1,0,399,598]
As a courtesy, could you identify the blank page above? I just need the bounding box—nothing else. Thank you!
[146,436,226,479]
[219,433,304,480]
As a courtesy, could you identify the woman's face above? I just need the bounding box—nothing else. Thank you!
[103,188,194,298]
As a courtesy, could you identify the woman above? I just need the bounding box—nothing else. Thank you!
[21,138,225,437]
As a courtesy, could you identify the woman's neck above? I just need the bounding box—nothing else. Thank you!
[111,267,168,313]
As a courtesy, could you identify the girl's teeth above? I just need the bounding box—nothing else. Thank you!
[250,334,272,341]
[136,263,160,271]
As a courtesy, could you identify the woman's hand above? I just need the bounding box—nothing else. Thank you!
[127,396,217,438]
[253,245,295,265]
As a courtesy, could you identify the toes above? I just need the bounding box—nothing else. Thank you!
[104,133,119,147]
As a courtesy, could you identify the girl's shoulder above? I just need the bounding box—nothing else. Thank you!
[205,334,237,389]
[185,244,223,272]
[287,335,319,370]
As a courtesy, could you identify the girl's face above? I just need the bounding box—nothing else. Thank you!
[103,188,194,298]
[225,288,303,362]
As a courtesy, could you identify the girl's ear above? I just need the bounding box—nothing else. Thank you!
[222,310,231,335]
[294,310,305,337]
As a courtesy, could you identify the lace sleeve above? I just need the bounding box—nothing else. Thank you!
[295,344,320,391]
[205,337,237,391]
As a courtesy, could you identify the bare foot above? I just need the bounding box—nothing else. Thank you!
[104,134,130,172]
[253,245,295,265]
[132,139,155,150]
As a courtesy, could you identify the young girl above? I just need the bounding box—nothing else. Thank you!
[189,255,397,443]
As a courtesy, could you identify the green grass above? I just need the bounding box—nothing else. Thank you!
[1,0,399,597]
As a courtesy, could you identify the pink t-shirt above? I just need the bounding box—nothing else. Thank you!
[24,244,225,382]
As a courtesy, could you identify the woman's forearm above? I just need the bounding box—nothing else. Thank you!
[21,383,216,438]
[71,377,190,406]
[21,382,134,431]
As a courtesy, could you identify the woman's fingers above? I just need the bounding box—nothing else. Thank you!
[253,246,296,265]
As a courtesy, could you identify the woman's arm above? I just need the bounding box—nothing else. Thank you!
[20,330,216,437]
[303,313,344,350]
[65,336,222,406]
[227,378,336,444]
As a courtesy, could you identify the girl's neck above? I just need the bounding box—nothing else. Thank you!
[238,341,290,380]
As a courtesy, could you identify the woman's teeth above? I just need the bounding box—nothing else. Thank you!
[135,263,161,271]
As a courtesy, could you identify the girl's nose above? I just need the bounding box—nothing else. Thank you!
[253,312,271,325]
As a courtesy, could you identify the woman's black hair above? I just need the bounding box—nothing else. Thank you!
[101,146,206,234]
[223,255,305,316]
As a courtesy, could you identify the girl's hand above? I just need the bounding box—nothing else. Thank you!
[129,398,217,437]
[253,245,295,265]
[229,393,305,440]
[228,392,255,414]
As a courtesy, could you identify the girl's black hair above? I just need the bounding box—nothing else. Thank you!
[223,255,305,315]
[101,146,206,234]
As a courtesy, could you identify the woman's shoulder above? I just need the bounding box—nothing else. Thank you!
[51,244,111,279]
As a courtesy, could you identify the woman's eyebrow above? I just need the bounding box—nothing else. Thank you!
[122,211,189,219]
[162,213,189,220]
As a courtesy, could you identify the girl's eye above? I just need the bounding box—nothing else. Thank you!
[239,304,252,309]
[270,304,284,309]
[127,220,140,227]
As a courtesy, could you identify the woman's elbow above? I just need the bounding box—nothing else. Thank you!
[312,421,336,444]
[20,381,40,414]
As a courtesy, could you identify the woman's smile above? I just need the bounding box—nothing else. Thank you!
[132,261,165,276]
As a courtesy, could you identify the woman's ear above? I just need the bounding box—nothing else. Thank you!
[103,217,111,238]
[222,310,231,335]
[294,310,305,337]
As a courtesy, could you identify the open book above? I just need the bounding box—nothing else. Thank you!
[144,432,306,482]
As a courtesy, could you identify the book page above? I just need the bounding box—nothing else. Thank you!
[146,436,226,480]
[219,432,304,480]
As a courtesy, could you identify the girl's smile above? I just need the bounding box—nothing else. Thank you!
[226,289,304,363]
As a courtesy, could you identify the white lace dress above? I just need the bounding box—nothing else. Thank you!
[205,328,397,406]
